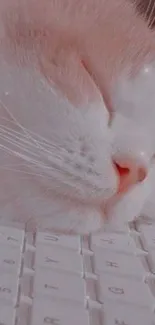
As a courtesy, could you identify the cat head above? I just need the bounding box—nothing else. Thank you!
[0,0,154,233]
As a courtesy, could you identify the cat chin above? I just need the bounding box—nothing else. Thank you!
[0,193,104,234]
[35,204,104,235]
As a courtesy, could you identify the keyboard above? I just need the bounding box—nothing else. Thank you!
[1,219,155,325]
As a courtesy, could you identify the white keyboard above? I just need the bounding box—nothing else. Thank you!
[1,219,155,325]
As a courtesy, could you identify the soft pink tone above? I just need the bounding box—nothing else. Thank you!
[0,0,154,233]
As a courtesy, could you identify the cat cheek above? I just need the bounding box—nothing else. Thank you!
[111,62,155,174]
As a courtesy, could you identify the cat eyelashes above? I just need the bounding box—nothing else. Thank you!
[134,0,155,29]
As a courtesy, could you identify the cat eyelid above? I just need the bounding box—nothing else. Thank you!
[133,0,155,29]
[81,59,113,123]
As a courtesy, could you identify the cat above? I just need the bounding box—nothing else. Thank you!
[0,0,154,233]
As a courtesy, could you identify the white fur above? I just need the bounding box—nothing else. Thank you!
[0,0,155,233]
[1,52,155,233]
[0,53,118,233]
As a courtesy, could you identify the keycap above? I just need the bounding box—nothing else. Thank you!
[91,232,137,254]
[147,252,155,273]
[89,309,101,325]
[98,274,153,307]
[0,246,22,274]
[33,269,86,304]
[35,245,83,276]
[102,303,155,325]
[31,299,89,325]
[0,226,24,249]
[0,273,19,304]
[93,250,148,278]
[17,304,30,325]
[140,229,155,251]
[103,221,129,233]
[36,231,81,252]
[0,304,16,325]
[136,219,155,233]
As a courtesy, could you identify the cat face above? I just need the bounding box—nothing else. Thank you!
[0,0,154,233]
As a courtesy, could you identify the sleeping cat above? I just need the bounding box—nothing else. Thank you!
[0,0,154,233]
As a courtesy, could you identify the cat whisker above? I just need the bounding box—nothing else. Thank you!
[0,125,62,160]
[0,134,64,173]
[0,108,103,196]
[0,143,49,169]
[0,139,101,192]
[0,125,68,166]
[0,121,70,159]
[0,99,45,151]
[0,166,50,179]
[0,126,61,164]
[0,133,41,158]
[0,125,40,146]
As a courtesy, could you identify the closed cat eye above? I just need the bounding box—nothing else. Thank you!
[133,0,155,28]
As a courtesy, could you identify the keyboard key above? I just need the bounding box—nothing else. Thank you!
[0,226,24,249]
[91,232,137,254]
[102,303,155,325]
[0,247,21,274]
[17,304,30,325]
[98,274,153,307]
[36,232,81,252]
[136,219,155,233]
[147,252,155,273]
[33,269,86,304]
[89,309,101,325]
[140,229,155,251]
[0,304,16,325]
[35,245,83,275]
[103,221,129,233]
[93,250,148,278]
[0,274,19,304]
[31,299,89,325]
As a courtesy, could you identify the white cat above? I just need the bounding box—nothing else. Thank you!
[0,0,154,233]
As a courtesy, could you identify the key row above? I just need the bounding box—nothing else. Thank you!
[22,267,155,309]
[0,231,152,280]
[30,299,155,325]
[1,299,155,325]
[26,235,152,282]
[1,221,155,257]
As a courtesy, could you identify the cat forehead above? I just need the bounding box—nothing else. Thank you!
[1,0,154,60]
[0,0,151,36]
[0,0,155,114]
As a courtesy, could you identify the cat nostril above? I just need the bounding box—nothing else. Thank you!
[114,161,147,194]
[137,166,147,182]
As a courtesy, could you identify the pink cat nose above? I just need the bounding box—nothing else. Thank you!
[111,113,154,194]
[112,142,152,194]
[113,159,147,194]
